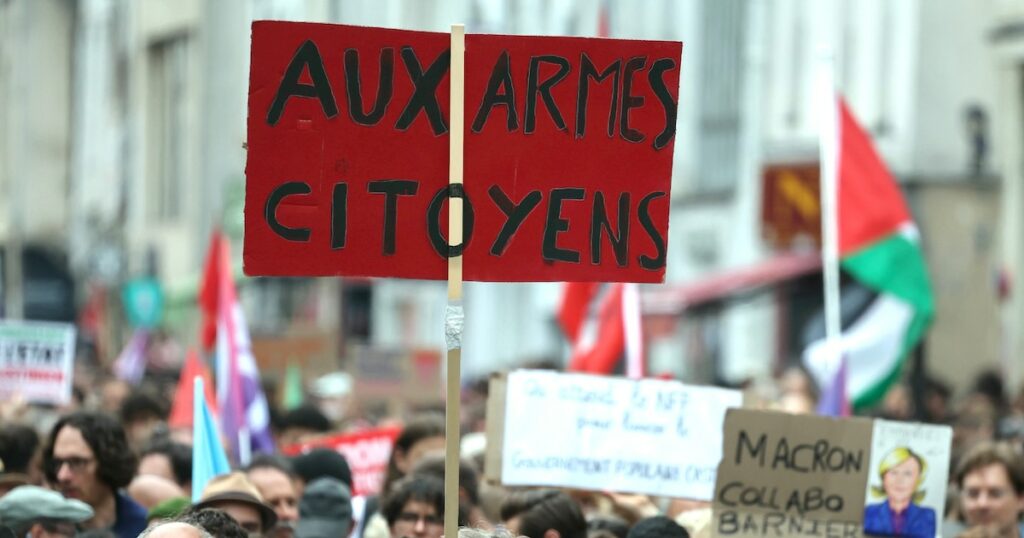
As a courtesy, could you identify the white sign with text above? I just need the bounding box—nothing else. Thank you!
[0,320,76,405]
[501,370,742,500]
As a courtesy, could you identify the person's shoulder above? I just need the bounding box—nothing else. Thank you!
[864,501,887,515]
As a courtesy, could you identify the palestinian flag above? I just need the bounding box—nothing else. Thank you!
[803,96,935,410]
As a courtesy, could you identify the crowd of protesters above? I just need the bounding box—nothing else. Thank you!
[2,351,1024,538]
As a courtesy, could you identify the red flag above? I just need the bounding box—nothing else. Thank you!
[836,97,911,256]
[561,284,626,374]
[169,349,217,429]
[558,282,600,342]
[199,231,225,351]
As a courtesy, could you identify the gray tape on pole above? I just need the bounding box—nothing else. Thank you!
[445,302,465,351]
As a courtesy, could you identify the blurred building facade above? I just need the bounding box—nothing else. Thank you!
[0,0,1011,397]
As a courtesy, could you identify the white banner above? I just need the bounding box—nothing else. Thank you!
[501,370,742,500]
[0,320,76,405]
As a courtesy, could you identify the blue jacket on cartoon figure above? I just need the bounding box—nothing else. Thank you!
[863,500,936,538]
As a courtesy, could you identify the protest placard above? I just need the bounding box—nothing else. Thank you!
[245,21,681,283]
[712,409,873,538]
[0,320,76,405]
[281,426,401,496]
[491,370,741,500]
[861,420,952,538]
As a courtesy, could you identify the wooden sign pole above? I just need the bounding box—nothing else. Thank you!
[444,23,466,538]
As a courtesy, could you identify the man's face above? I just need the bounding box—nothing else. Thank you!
[29,521,77,538]
[212,500,264,535]
[390,500,443,538]
[139,453,176,484]
[52,425,105,507]
[962,463,1024,534]
[248,467,300,528]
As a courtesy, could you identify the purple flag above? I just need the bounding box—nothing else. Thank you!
[816,355,851,417]
[212,239,274,464]
[113,329,149,383]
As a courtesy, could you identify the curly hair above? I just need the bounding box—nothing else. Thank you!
[178,508,248,538]
[383,475,467,527]
[43,412,137,490]
[500,489,586,538]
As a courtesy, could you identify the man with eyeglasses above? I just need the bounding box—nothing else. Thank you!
[41,412,147,538]
[0,484,94,537]
[383,475,458,538]
[954,441,1024,537]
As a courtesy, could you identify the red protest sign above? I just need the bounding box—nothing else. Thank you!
[246,22,680,282]
[281,426,400,497]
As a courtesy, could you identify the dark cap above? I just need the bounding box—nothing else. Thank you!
[294,478,353,538]
[290,449,352,489]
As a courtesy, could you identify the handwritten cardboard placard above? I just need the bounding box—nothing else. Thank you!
[712,409,873,537]
[496,370,741,500]
[0,320,76,405]
[281,426,401,496]
[245,22,681,282]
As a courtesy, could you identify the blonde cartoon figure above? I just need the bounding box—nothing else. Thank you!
[863,447,936,537]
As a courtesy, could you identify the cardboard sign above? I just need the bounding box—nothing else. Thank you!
[495,370,741,499]
[862,420,951,538]
[0,321,76,405]
[712,410,953,538]
[281,426,401,496]
[245,22,681,282]
[712,409,873,537]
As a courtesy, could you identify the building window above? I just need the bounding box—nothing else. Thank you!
[147,36,187,222]
[696,0,745,192]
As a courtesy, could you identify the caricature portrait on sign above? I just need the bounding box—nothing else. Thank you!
[864,420,952,538]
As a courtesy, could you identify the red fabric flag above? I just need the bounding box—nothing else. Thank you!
[836,97,911,256]
[169,349,217,429]
[558,282,601,342]
[198,231,224,351]
[562,284,626,374]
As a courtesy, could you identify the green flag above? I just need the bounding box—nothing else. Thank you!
[281,361,304,410]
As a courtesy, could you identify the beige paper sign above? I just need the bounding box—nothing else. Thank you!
[712,409,873,537]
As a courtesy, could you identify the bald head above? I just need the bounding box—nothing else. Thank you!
[141,521,214,538]
[129,474,187,509]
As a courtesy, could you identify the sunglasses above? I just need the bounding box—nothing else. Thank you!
[49,456,95,474]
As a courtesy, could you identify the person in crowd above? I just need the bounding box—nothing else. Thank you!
[277,405,332,448]
[923,377,953,424]
[127,475,185,511]
[310,372,354,428]
[954,441,1024,537]
[586,515,629,538]
[120,390,169,451]
[177,508,248,538]
[0,485,94,538]
[289,449,352,491]
[382,475,457,538]
[626,516,689,538]
[953,396,998,462]
[382,415,446,497]
[138,439,192,495]
[138,520,214,538]
[42,412,147,538]
[500,489,586,538]
[99,379,131,416]
[145,497,191,528]
[411,454,490,528]
[0,424,41,495]
[294,477,353,538]
[193,472,277,536]
[863,447,935,537]
[246,455,302,537]
[880,384,914,421]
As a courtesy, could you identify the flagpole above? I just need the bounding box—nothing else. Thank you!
[444,23,466,538]
[818,48,842,383]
